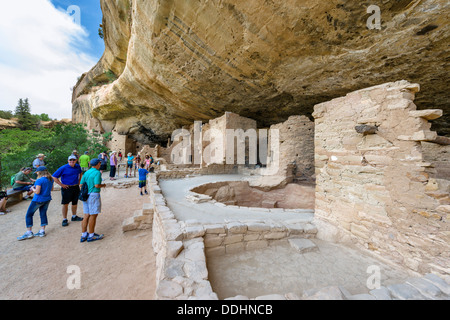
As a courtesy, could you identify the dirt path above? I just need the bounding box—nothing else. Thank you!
[0,181,156,300]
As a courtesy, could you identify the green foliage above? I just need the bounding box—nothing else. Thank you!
[14,98,40,130]
[104,69,117,83]
[37,113,52,121]
[0,110,14,119]
[0,123,112,188]
[98,24,104,39]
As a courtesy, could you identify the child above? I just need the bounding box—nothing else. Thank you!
[125,152,134,178]
[138,163,149,196]
[17,166,54,240]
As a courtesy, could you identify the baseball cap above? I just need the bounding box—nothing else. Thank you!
[90,158,101,166]
[36,166,48,172]
[68,155,77,160]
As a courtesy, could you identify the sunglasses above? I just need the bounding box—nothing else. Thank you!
[69,159,77,161]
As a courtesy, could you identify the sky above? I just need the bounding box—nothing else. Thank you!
[0,0,104,120]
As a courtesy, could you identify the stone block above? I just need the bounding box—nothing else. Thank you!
[387,283,425,300]
[205,224,226,234]
[184,226,205,239]
[167,241,184,258]
[157,280,183,299]
[183,261,208,282]
[226,222,247,234]
[406,277,443,299]
[142,202,154,215]
[369,287,392,300]
[225,242,245,254]
[246,240,268,250]
[409,109,443,120]
[423,273,450,295]
[263,231,287,240]
[204,234,225,248]
[223,234,243,245]
[288,238,318,253]
[247,222,271,232]
[205,246,226,257]
[122,217,138,232]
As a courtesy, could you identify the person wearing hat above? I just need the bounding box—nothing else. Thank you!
[17,166,54,240]
[32,154,46,169]
[71,150,79,163]
[98,150,109,174]
[52,155,83,227]
[79,158,106,242]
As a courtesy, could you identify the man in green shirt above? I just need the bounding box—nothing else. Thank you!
[12,167,36,199]
[79,158,106,242]
[79,151,90,175]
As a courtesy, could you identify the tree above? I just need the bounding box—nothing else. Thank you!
[38,113,52,121]
[0,110,14,119]
[14,98,39,130]
[0,123,112,188]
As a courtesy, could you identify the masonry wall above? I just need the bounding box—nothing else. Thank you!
[312,81,449,275]
[268,115,315,183]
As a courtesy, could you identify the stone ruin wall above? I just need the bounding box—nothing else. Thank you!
[268,115,315,184]
[312,81,449,275]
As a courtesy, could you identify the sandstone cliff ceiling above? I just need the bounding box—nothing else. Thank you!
[72,0,449,145]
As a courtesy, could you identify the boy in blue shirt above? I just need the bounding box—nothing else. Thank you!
[138,163,149,196]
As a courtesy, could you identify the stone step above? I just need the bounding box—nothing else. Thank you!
[142,202,154,215]
[288,238,318,253]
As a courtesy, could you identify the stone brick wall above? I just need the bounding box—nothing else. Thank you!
[312,80,449,275]
[268,115,315,183]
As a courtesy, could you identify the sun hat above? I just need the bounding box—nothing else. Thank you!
[127,152,132,156]
[36,153,45,158]
[36,166,48,172]
[90,158,101,166]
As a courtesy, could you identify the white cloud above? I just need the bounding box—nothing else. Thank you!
[0,0,97,119]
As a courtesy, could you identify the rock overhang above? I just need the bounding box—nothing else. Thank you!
[72,0,450,144]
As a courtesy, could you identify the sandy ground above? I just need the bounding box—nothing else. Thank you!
[0,178,156,300]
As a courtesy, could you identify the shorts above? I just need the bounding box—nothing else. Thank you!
[100,164,107,171]
[82,192,101,215]
[81,167,89,172]
[61,185,80,205]
[127,162,133,169]
[139,181,146,188]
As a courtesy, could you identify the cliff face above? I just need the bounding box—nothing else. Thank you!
[72,0,449,145]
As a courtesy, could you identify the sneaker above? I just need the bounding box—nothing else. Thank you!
[145,190,148,195]
[17,232,34,241]
[71,216,83,222]
[80,234,88,243]
[62,219,69,227]
[0,212,5,215]
[140,192,143,196]
[35,230,46,237]
[87,233,104,242]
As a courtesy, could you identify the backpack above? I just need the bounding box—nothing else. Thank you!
[10,174,17,186]
[78,182,89,201]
